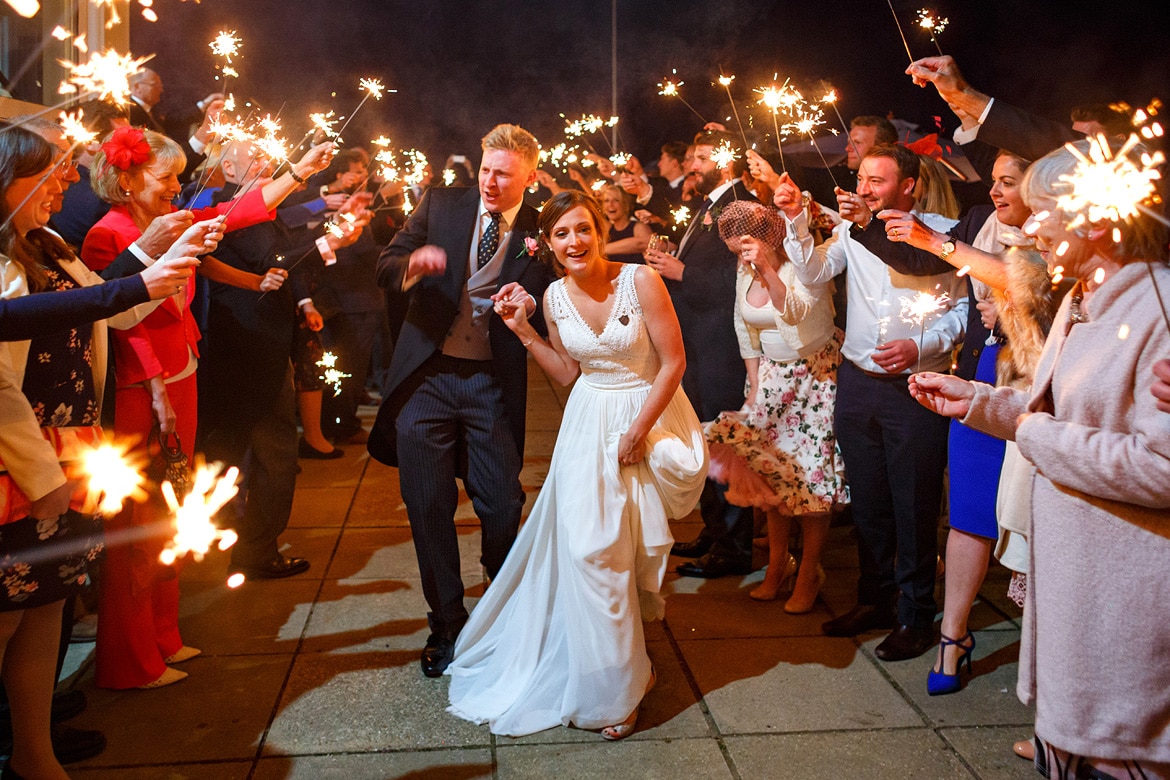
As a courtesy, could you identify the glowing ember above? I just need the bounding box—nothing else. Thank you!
[442,168,456,186]
[718,74,735,88]
[6,0,39,18]
[58,110,97,145]
[51,26,70,41]
[359,78,386,100]
[900,290,950,325]
[610,152,633,169]
[672,205,692,225]
[79,439,148,516]
[1055,133,1165,230]
[710,140,740,169]
[227,572,246,588]
[158,462,240,565]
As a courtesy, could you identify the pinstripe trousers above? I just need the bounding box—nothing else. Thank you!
[395,354,524,637]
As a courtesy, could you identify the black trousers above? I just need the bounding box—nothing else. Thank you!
[696,479,754,561]
[835,361,949,627]
[395,354,524,637]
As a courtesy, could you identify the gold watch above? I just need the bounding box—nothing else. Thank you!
[939,240,957,261]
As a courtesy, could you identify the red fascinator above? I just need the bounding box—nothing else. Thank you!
[901,133,943,160]
[102,126,151,171]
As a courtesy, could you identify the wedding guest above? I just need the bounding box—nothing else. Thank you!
[127,68,224,181]
[909,138,1170,777]
[645,129,757,580]
[81,127,332,687]
[446,190,706,739]
[1154,359,1170,413]
[656,141,689,206]
[368,124,556,678]
[600,184,651,264]
[781,144,967,661]
[705,198,848,612]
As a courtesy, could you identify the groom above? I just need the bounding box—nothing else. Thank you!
[369,124,554,677]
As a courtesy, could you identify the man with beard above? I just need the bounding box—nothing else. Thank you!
[776,144,968,661]
[645,129,758,578]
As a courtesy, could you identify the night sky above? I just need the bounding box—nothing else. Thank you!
[133,0,1168,171]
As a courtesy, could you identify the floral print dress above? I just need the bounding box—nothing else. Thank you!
[0,259,104,611]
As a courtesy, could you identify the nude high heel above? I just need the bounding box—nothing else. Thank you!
[749,554,797,601]
[784,565,826,614]
[602,666,656,740]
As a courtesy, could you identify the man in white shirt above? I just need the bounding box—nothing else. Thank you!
[777,144,968,661]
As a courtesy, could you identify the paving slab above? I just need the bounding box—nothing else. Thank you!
[298,576,441,655]
[494,640,708,746]
[862,630,1033,728]
[495,738,733,780]
[178,577,321,655]
[941,725,1039,780]
[724,730,975,779]
[664,571,832,639]
[253,749,494,780]
[70,654,294,767]
[294,448,370,489]
[263,655,488,754]
[70,762,252,779]
[326,526,486,581]
[287,485,358,528]
[680,636,924,734]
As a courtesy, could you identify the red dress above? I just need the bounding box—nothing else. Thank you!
[81,191,272,688]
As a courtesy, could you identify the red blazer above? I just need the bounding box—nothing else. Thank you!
[80,191,273,386]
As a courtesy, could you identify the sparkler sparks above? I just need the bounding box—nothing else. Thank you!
[5,0,39,18]
[916,9,949,55]
[317,352,351,397]
[1056,133,1166,230]
[657,70,708,123]
[158,462,240,566]
[359,78,386,100]
[710,140,740,170]
[900,290,950,372]
[209,30,242,62]
[442,168,456,186]
[58,110,97,145]
[58,49,151,104]
[80,439,149,516]
[672,205,692,226]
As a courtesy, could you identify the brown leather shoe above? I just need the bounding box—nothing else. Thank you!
[821,604,897,637]
[874,624,935,661]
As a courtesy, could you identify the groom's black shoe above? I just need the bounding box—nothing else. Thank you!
[421,633,456,678]
[675,552,752,578]
[670,537,712,559]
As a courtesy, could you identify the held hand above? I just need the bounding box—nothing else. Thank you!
[617,429,647,466]
[141,255,199,300]
[29,480,75,521]
[644,248,684,281]
[872,339,919,374]
[702,121,728,133]
[876,209,935,250]
[323,193,348,211]
[259,268,288,292]
[976,297,998,331]
[138,211,195,258]
[739,235,779,280]
[633,208,664,228]
[408,245,447,278]
[747,150,780,189]
[160,216,225,262]
[905,55,969,99]
[835,187,872,228]
[492,282,535,319]
[1152,359,1170,413]
[908,371,975,418]
[771,172,802,218]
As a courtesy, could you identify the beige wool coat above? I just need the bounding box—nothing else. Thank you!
[963,259,1170,763]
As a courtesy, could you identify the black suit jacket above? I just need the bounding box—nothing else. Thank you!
[129,100,207,181]
[664,181,756,421]
[949,205,996,380]
[979,100,1080,163]
[367,186,555,466]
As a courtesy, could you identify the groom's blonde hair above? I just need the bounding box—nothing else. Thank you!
[481,124,539,170]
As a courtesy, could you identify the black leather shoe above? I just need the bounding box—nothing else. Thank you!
[670,537,712,558]
[675,552,752,578]
[52,724,106,764]
[874,624,935,661]
[230,555,310,580]
[421,633,456,678]
[298,438,344,460]
[821,604,897,637]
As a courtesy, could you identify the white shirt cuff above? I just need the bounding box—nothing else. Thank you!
[128,241,158,266]
[188,135,207,156]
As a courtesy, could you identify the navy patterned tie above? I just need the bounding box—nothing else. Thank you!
[477,211,502,272]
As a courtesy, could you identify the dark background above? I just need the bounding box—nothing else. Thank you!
[122,0,1167,172]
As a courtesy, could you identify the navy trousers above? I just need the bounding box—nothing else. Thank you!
[834,360,950,627]
[395,354,524,637]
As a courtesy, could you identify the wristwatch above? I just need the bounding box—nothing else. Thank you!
[939,240,957,261]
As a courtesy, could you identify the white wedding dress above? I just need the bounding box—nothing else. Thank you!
[446,264,708,736]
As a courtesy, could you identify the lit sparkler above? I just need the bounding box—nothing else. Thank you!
[79,438,149,516]
[334,77,391,142]
[884,0,916,64]
[610,151,633,169]
[672,205,692,225]
[916,9,949,56]
[755,83,799,172]
[58,49,151,105]
[5,0,39,18]
[658,70,708,124]
[209,30,242,62]
[820,86,863,165]
[710,140,740,170]
[442,168,456,186]
[1056,132,1166,230]
[900,290,950,372]
[58,109,97,145]
[158,462,240,566]
[317,352,351,397]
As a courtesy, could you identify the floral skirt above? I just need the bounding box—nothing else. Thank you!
[705,335,849,513]
[0,509,103,612]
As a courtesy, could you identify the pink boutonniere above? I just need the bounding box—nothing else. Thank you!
[703,212,713,226]
[516,234,540,258]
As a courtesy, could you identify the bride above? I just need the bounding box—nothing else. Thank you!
[445,190,708,739]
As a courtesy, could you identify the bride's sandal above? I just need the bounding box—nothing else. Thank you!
[601,667,656,741]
